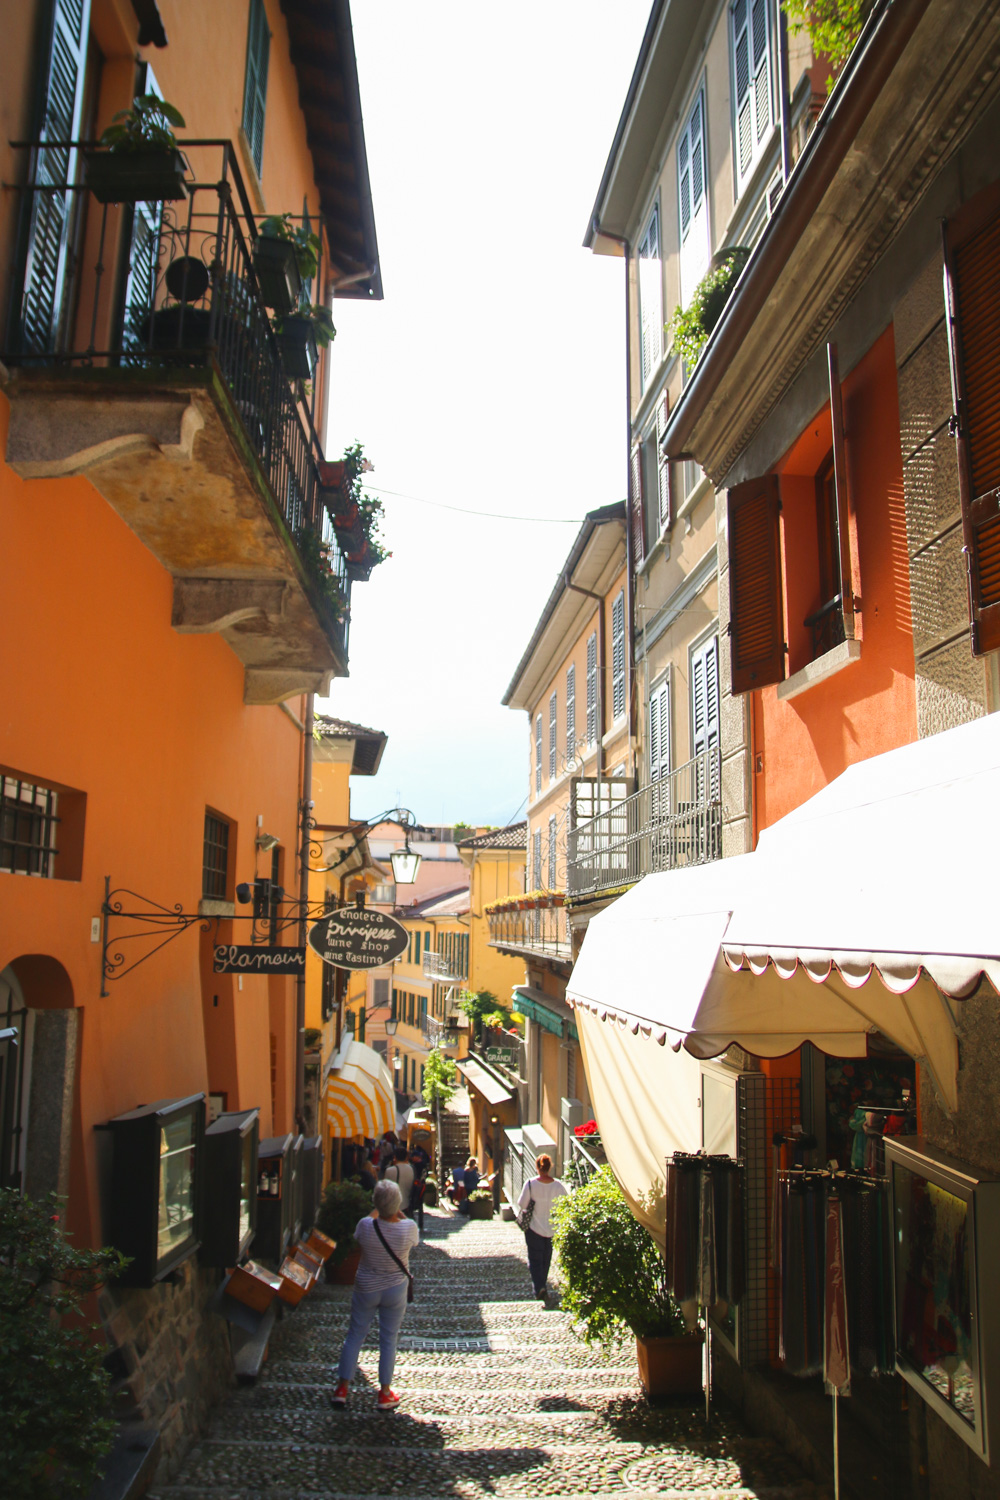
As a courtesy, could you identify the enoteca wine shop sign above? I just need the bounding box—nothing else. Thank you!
[307,907,408,970]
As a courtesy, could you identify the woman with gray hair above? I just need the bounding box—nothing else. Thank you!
[330,1178,419,1412]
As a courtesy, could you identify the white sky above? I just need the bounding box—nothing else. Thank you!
[318,2,652,828]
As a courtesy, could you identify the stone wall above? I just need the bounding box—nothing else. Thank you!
[98,1258,234,1479]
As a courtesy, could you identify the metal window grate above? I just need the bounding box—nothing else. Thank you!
[202,813,230,900]
[736,1071,801,1369]
[0,778,59,878]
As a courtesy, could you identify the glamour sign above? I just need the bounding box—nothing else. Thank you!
[306,907,409,970]
[213,945,305,974]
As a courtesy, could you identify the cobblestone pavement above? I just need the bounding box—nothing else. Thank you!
[149,1209,825,1500]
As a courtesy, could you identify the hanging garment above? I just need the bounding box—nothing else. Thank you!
[824,1193,851,1396]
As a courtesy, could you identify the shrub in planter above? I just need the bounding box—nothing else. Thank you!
[253,214,319,315]
[274,303,336,381]
[1,1189,129,1499]
[84,94,187,204]
[422,1176,439,1207]
[466,1189,494,1220]
[314,1178,373,1271]
[666,247,750,369]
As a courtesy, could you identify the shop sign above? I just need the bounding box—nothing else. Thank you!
[485,1046,516,1067]
[213,945,306,974]
[307,908,408,970]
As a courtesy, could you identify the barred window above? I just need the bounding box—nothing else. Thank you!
[1,777,59,878]
[202,812,230,900]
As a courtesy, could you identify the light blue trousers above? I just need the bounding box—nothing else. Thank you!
[337,1280,409,1388]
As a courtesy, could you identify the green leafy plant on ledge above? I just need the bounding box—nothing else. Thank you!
[258,213,320,282]
[781,0,874,90]
[666,247,750,370]
[99,93,185,151]
[1,1190,129,1499]
[294,525,347,623]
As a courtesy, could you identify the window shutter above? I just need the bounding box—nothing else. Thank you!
[548,691,558,779]
[727,474,785,693]
[120,64,166,356]
[586,633,598,745]
[532,830,542,888]
[565,664,576,757]
[678,90,710,309]
[656,394,672,531]
[638,207,662,386]
[944,189,1000,656]
[16,0,91,355]
[548,814,557,888]
[535,714,542,793]
[630,445,645,566]
[648,678,671,782]
[731,0,772,192]
[242,0,270,175]
[611,591,626,721]
[827,343,858,641]
[691,635,720,800]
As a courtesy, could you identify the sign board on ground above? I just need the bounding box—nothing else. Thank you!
[307,907,409,970]
[213,945,306,975]
[485,1046,516,1067]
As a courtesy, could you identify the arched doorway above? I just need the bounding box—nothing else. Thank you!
[0,958,77,1196]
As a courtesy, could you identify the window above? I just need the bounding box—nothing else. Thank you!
[611,591,626,721]
[1,778,59,878]
[242,0,270,175]
[944,182,1000,655]
[532,829,542,889]
[655,395,672,533]
[357,1005,366,1042]
[202,813,230,900]
[678,90,710,309]
[373,977,389,1010]
[548,692,558,779]
[548,814,557,889]
[391,987,398,1020]
[648,677,671,784]
[565,664,576,757]
[535,714,542,794]
[638,205,662,388]
[731,0,773,196]
[585,632,598,745]
[321,960,336,1021]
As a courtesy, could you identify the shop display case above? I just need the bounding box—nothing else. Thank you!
[299,1135,323,1234]
[255,1133,296,1264]
[200,1108,260,1267]
[886,1137,1000,1462]
[106,1094,205,1286]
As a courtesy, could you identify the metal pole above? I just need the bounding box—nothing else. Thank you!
[833,1390,840,1500]
[294,693,314,1133]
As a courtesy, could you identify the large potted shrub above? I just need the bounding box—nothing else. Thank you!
[253,215,319,316]
[84,94,188,204]
[1,1189,128,1498]
[314,1178,373,1283]
[551,1164,702,1399]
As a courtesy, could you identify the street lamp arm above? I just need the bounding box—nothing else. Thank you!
[314,806,424,875]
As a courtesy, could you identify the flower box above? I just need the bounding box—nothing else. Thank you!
[84,147,188,204]
[253,234,303,315]
[636,1332,704,1398]
[275,316,318,381]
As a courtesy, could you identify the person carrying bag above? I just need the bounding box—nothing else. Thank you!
[516,1153,567,1301]
[330,1179,418,1412]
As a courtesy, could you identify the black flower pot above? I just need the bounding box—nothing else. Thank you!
[253,236,303,315]
[84,148,188,204]
[275,317,318,381]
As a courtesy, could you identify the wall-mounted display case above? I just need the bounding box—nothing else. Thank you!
[255,1133,295,1264]
[886,1137,1000,1463]
[299,1135,323,1234]
[107,1094,205,1286]
[200,1108,259,1267]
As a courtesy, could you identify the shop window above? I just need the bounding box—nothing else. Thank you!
[200,1108,259,1268]
[727,344,858,692]
[943,181,1000,656]
[242,0,270,175]
[202,811,231,900]
[256,1132,298,1263]
[106,1094,205,1286]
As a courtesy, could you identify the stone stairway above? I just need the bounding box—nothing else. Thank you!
[148,1209,822,1499]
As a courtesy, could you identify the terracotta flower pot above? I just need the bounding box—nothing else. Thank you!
[635,1332,704,1398]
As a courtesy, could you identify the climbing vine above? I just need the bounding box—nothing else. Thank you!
[781,1,874,90]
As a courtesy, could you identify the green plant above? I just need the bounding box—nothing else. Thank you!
[422,1176,439,1207]
[422,1049,458,1180]
[782,0,874,89]
[667,248,750,369]
[458,990,512,1029]
[466,1188,494,1220]
[0,1190,129,1499]
[275,303,336,349]
[293,526,347,622]
[99,94,185,153]
[551,1166,685,1350]
[303,1026,322,1050]
[315,1178,374,1267]
[259,213,320,281]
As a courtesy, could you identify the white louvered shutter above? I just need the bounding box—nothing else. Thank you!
[586,633,598,745]
[678,91,710,309]
[565,665,576,758]
[731,0,772,194]
[649,679,671,783]
[535,714,542,794]
[638,207,662,388]
[612,592,626,722]
[532,830,542,889]
[548,814,557,888]
[549,691,558,779]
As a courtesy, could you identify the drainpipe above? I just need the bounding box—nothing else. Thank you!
[295,692,314,1135]
[592,219,636,780]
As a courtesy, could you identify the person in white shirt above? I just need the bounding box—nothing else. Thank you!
[382,1145,415,1212]
[516,1153,568,1300]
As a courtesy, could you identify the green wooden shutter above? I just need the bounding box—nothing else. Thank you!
[17,0,92,355]
[727,474,785,692]
[242,0,270,175]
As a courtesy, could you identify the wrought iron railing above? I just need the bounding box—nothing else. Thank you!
[423,1015,461,1052]
[478,1027,526,1083]
[423,950,467,983]
[566,1134,606,1189]
[4,139,349,655]
[566,748,721,899]
[487,902,571,961]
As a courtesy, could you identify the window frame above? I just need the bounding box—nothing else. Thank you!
[730,0,774,199]
[202,811,231,901]
[677,86,710,310]
[611,590,627,722]
[0,777,60,879]
[242,0,271,176]
[637,201,662,389]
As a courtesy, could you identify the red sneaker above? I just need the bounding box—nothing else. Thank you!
[377,1388,401,1411]
[330,1380,349,1408]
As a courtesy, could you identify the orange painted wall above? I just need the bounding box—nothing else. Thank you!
[752,328,916,832]
[0,387,305,1245]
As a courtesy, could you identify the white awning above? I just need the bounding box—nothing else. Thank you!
[325,1039,395,1138]
[567,714,1000,1119]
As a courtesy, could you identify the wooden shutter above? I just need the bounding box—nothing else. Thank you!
[586,633,598,745]
[827,343,858,641]
[656,394,672,531]
[638,207,661,385]
[120,63,165,354]
[548,691,557,779]
[547,814,557,888]
[630,445,645,566]
[944,187,1000,656]
[16,0,91,355]
[731,0,772,191]
[727,474,785,693]
[535,714,542,793]
[648,677,670,782]
[611,591,626,721]
[242,0,270,174]
[691,635,720,800]
[678,91,710,309]
[565,664,576,755]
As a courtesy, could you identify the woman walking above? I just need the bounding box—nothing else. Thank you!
[517,1153,567,1300]
[330,1179,418,1412]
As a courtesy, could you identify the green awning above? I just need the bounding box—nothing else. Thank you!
[512,986,577,1042]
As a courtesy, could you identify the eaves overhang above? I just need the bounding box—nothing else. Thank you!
[502,504,626,711]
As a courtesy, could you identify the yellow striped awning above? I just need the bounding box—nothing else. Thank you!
[325,1039,395,1138]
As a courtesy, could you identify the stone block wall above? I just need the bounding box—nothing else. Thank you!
[98,1258,234,1478]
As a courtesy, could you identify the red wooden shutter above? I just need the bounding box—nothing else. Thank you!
[727,474,785,693]
[630,445,644,567]
[944,186,1000,655]
[827,343,858,641]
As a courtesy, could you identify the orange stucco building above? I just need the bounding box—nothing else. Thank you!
[0,0,381,1472]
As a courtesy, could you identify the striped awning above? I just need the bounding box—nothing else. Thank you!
[325,1039,395,1138]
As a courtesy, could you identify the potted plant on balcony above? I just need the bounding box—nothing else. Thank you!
[314,1178,373,1283]
[294,526,347,625]
[666,245,750,369]
[552,1165,702,1399]
[274,302,336,381]
[84,94,188,204]
[253,215,320,315]
[346,493,390,580]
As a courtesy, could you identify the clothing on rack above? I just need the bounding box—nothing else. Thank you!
[665,1153,745,1329]
[824,1193,850,1396]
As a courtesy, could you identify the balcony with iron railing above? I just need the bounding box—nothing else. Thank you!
[423,949,467,984]
[566,748,722,900]
[487,897,572,965]
[422,1015,462,1053]
[2,139,359,703]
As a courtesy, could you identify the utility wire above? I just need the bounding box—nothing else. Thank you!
[364,483,583,525]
